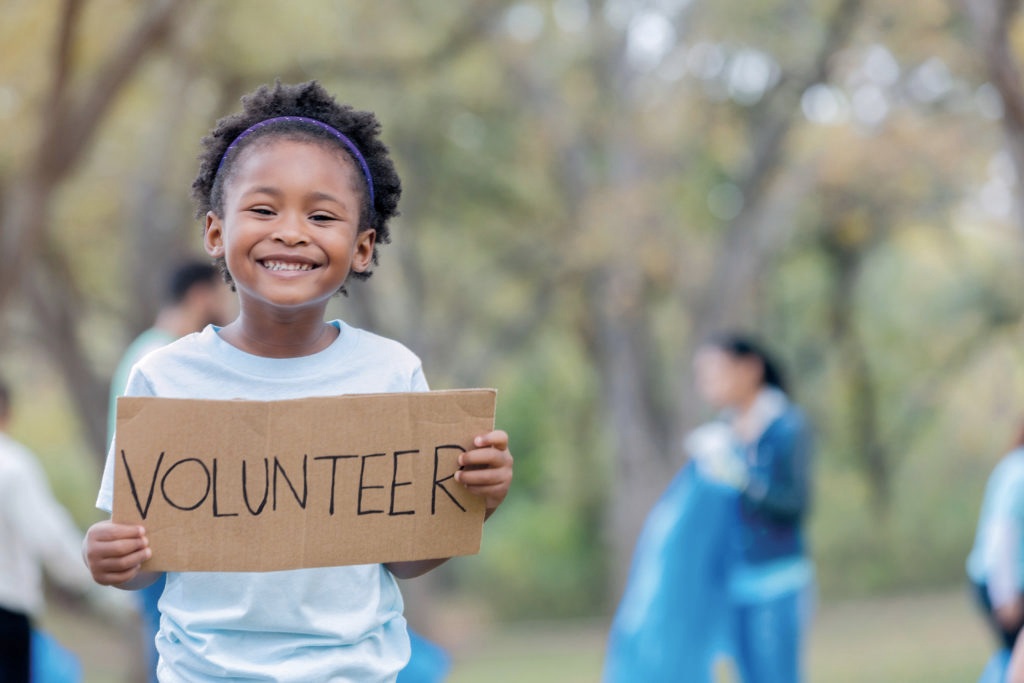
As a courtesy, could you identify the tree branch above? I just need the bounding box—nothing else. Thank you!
[49,0,84,113]
[0,0,187,313]
[961,0,1024,233]
[40,0,185,176]
[690,0,865,345]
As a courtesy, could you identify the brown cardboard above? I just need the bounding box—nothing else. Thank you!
[112,389,496,572]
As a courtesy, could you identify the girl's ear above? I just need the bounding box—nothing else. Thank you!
[204,212,225,257]
[351,229,376,273]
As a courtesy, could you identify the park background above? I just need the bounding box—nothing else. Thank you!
[3,0,1024,680]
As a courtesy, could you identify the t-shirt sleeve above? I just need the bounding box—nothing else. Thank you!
[96,366,156,513]
[411,364,430,392]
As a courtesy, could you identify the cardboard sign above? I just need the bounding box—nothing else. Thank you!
[112,389,496,572]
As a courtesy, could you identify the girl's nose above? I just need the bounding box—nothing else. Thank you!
[272,216,310,245]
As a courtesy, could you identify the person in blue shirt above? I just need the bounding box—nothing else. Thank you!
[692,334,815,683]
[968,427,1024,682]
[82,80,514,682]
[605,333,814,683]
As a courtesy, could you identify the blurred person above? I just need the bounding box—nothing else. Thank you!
[107,258,232,683]
[691,335,815,683]
[107,259,232,442]
[605,333,814,683]
[0,375,94,682]
[967,423,1024,682]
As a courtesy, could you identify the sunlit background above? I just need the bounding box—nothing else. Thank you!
[3,0,1024,680]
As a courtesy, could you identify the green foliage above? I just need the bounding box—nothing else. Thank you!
[452,330,611,619]
[461,496,609,619]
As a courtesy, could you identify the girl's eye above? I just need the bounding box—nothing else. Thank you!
[311,214,337,223]
[250,207,274,216]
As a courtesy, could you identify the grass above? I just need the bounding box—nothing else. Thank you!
[42,588,994,682]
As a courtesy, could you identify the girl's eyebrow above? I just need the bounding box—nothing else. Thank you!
[309,190,345,205]
[240,186,283,199]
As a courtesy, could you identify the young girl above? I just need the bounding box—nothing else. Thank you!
[84,81,514,682]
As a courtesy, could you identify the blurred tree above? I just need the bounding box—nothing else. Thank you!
[963,0,1024,228]
[0,0,187,456]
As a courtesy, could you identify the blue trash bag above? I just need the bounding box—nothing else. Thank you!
[604,461,740,683]
[979,648,1010,683]
[398,628,451,683]
[31,629,82,683]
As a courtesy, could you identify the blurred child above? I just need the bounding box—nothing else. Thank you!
[84,80,513,682]
[0,376,94,682]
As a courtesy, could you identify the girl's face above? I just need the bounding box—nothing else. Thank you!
[693,346,764,410]
[204,138,375,318]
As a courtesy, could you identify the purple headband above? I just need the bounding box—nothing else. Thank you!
[215,115,375,205]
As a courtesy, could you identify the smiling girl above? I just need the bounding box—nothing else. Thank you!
[84,81,514,683]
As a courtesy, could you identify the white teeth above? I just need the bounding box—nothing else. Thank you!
[262,261,313,272]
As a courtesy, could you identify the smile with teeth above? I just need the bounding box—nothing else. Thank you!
[260,260,317,272]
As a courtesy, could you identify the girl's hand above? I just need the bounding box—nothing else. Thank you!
[84,520,154,588]
[383,430,513,580]
[455,430,513,520]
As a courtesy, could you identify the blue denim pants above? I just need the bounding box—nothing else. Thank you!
[732,584,813,683]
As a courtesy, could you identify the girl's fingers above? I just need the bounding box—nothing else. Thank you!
[92,544,151,570]
[95,536,149,558]
[95,553,148,575]
[459,446,513,469]
[473,430,509,451]
[95,566,143,586]
[93,523,145,539]
[455,467,509,487]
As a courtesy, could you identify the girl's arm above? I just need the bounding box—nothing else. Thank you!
[385,558,449,580]
[385,430,513,580]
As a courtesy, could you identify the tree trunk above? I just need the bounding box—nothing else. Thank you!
[0,0,185,460]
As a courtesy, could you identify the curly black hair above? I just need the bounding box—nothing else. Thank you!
[191,80,402,289]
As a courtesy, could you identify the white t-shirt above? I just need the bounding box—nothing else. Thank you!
[97,321,429,683]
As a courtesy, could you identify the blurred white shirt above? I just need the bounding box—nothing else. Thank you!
[0,431,94,616]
